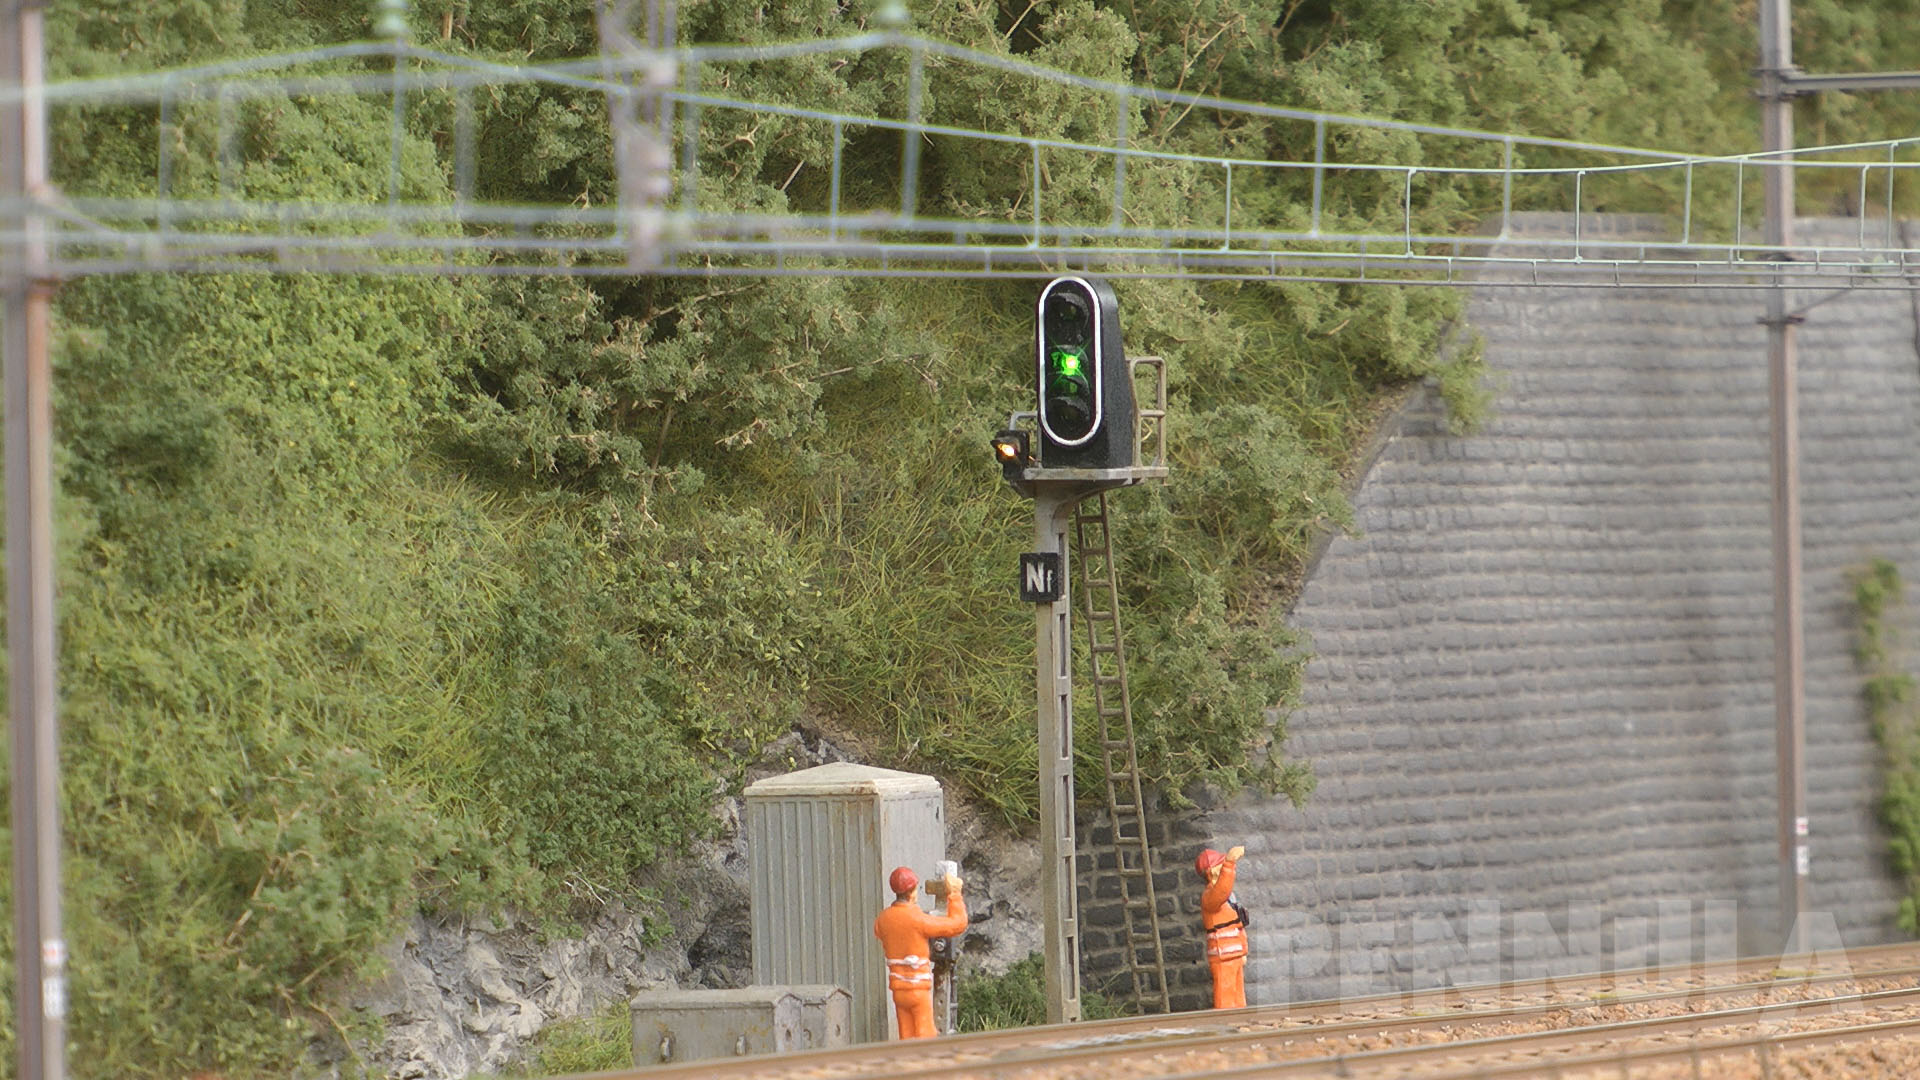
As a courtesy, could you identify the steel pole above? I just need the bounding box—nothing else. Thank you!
[1758,0,1810,953]
[1034,489,1082,1024]
[3,0,64,1076]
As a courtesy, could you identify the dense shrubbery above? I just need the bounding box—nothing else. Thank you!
[955,953,1120,1031]
[1850,560,1920,934]
[6,0,1917,1074]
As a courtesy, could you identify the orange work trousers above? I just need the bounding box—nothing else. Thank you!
[1209,956,1246,1009]
[891,988,938,1039]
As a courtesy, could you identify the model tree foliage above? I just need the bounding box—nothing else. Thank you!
[2,0,1911,1074]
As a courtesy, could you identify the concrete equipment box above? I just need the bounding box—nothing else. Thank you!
[629,985,850,1066]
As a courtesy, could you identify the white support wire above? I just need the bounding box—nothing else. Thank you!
[5,25,1920,286]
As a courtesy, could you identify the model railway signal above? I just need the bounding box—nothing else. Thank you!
[1035,276,1135,470]
[994,276,1171,1025]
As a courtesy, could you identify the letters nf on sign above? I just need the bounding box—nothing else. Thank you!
[1019,553,1063,603]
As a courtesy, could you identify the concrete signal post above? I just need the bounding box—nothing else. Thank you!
[993,276,1167,1023]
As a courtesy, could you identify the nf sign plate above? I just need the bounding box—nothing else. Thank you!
[1020,553,1063,603]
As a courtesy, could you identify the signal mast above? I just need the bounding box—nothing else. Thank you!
[992,275,1168,1021]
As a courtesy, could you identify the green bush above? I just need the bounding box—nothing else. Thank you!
[1850,558,1920,934]
[956,953,1122,1032]
[514,1002,634,1077]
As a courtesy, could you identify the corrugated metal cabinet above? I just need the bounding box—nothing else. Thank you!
[745,763,946,1043]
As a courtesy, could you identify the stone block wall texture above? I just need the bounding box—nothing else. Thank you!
[1077,809,1222,1011]
[1092,215,1917,1008]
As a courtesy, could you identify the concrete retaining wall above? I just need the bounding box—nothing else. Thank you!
[1082,215,1919,1008]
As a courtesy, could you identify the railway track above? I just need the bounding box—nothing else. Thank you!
[601,942,1920,1080]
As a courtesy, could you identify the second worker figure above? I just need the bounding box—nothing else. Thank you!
[1195,845,1249,1009]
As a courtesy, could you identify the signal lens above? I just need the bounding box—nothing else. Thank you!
[1044,293,1090,346]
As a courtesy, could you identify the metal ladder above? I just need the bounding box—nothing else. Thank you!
[1071,490,1172,1014]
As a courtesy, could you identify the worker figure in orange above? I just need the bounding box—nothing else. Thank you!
[873,865,968,1039]
[1196,845,1249,1009]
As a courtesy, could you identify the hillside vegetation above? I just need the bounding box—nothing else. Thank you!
[5,0,1918,1075]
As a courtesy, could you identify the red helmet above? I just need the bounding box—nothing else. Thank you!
[888,866,919,896]
[1194,849,1226,878]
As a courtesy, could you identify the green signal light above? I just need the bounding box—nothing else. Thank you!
[1051,348,1083,376]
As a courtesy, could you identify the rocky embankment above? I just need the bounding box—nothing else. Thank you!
[333,731,1043,1078]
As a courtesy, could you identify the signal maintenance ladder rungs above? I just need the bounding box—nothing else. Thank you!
[1071,491,1172,1014]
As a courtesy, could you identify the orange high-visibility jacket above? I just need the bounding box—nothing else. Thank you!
[1200,860,1247,962]
[873,894,969,991]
